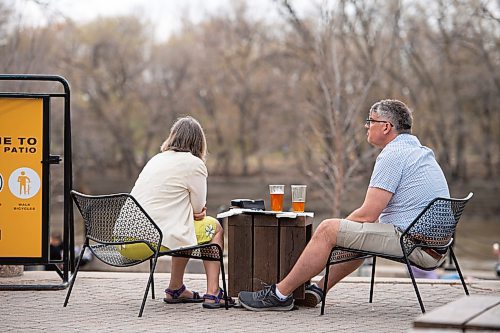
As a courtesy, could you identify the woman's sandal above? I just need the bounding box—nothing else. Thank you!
[163,284,203,304]
[202,288,236,309]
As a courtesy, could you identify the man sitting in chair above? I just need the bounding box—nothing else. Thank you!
[239,99,450,311]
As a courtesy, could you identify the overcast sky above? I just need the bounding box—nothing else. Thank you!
[11,0,316,40]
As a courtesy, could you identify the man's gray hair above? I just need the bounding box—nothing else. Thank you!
[370,99,413,134]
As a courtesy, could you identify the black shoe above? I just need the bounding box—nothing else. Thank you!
[296,283,324,307]
[238,284,294,311]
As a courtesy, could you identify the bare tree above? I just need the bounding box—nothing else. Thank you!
[181,4,291,176]
[2,0,497,192]
[395,0,499,181]
[62,16,154,179]
[278,0,399,215]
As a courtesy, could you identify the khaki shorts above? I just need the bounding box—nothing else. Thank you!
[336,219,447,269]
[118,216,218,260]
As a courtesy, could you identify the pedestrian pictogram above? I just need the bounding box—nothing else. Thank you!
[18,171,30,195]
[8,167,40,199]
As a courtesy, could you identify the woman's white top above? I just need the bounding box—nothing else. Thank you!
[130,151,207,249]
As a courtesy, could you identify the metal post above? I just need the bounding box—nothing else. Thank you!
[0,74,73,290]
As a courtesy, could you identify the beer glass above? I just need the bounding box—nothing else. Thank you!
[291,185,307,212]
[269,185,285,212]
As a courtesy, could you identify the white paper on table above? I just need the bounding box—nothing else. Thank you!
[216,208,313,219]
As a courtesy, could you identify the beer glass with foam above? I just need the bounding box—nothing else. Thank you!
[269,185,285,212]
[291,185,307,212]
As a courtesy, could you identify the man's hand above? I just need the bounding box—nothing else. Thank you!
[194,207,207,221]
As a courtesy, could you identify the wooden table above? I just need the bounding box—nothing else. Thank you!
[226,211,313,299]
[413,295,500,332]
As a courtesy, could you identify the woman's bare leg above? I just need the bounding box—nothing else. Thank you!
[202,221,225,301]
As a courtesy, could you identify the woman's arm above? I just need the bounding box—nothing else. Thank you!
[187,161,208,215]
[193,207,207,220]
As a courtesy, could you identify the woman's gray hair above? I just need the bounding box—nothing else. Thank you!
[160,116,207,160]
[370,99,413,134]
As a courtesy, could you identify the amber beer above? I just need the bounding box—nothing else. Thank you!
[292,201,305,213]
[270,193,284,211]
[291,185,307,213]
[269,185,285,212]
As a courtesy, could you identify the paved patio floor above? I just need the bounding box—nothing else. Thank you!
[1,271,499,332]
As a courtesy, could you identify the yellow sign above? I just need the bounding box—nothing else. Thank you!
[0,98,44,258]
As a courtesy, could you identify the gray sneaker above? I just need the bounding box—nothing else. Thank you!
[238,284,294,311]
[296,283,324,307]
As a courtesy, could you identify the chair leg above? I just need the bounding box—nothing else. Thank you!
[63,244,87,307]
[139,254,159,317]
[404,257,425,313]
[449,247,469,296]
[369,256,376,303]
[149,259,155,299]
[321,262,330,315]
[219,248,229,310]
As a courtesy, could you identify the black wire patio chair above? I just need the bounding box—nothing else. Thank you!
[320,193,473,315]
[64,191,228,317]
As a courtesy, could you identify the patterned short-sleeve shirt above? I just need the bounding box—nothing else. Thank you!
[369,134,450,231]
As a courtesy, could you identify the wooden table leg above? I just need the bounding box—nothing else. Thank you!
[228,214,253,297]
[253,215,279,290]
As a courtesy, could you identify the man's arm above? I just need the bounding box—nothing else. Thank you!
[346,187,393,223]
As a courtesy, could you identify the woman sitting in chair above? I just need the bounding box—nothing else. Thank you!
[126,116,233,309]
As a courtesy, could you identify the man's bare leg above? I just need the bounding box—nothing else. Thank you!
[276,218,342,296]
[316,259,364,292]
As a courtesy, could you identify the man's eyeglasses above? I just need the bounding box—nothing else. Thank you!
[365,118,393,127]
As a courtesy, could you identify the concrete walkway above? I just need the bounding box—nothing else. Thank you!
[1,271,499,332]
